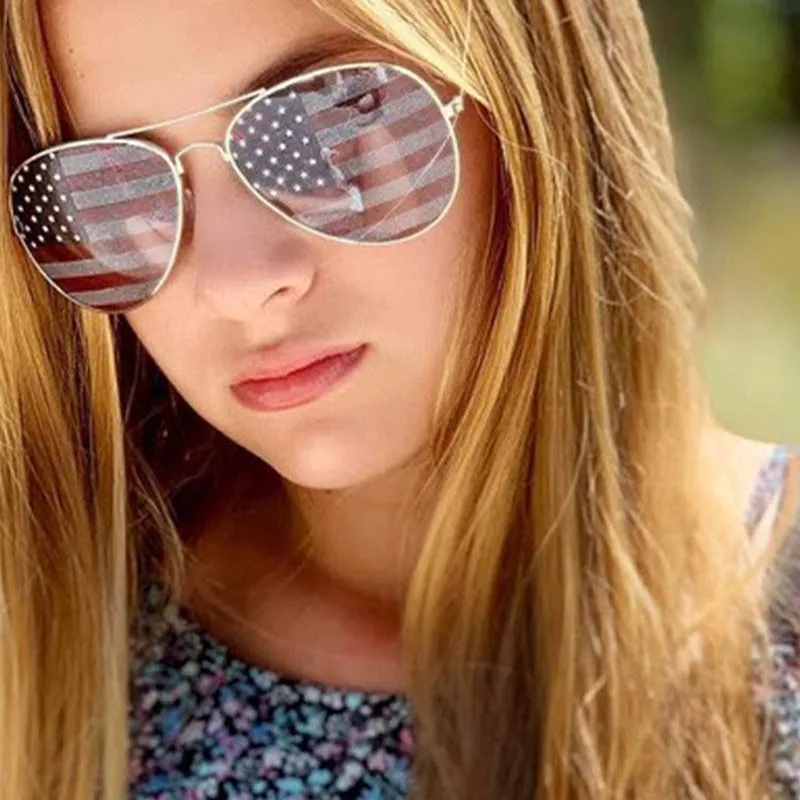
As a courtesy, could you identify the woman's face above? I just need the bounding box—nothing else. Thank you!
[42,0,496,491]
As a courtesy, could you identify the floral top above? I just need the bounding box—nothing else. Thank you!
[129,443,800,799]
[128,580,414,799]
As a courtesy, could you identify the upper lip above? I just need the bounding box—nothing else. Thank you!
[231,342,366,384]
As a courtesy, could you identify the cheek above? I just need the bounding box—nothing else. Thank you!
[381,106,495,333]
[407,102,495,292]
[123,302,205,396]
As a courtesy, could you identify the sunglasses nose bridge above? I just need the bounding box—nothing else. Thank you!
[174,140,229,176]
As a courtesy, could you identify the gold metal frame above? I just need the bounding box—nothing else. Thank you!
[8,60,465,313]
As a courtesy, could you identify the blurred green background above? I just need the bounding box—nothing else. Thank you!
[642,0,799,444]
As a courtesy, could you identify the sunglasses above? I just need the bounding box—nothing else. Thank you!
[8,61,465,313]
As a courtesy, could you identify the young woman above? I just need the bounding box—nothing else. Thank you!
[2,0,799,797]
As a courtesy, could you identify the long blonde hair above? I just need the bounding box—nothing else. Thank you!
[0,0,792,797]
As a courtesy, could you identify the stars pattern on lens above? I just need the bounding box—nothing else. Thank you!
[230,92,335,199]
[10,154,81,250]
[8,141,181,312]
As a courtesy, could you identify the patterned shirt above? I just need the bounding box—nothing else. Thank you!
[129,442,800,799]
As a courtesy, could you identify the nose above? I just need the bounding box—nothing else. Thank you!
[174,146,319,322]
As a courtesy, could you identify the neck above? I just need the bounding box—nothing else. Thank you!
[178,449,436,693]
[279,449,435,610]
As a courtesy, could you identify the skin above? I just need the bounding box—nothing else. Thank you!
[41,0,497,690]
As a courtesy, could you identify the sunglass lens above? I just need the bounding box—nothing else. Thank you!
[9,141,181,312]
[229,64,458,243]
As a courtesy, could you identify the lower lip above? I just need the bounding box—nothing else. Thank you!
[231,344,369,412]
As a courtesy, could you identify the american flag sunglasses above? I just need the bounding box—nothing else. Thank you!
[8,61,465,313]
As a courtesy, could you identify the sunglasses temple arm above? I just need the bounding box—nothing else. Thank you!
[443,93,465,122]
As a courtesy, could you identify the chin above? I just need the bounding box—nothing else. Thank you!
[237,418,428,492]
[260,443,395,492]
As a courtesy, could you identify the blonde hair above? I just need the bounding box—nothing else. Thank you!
[0,0,791,797]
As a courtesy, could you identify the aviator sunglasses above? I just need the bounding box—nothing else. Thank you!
[8,61,465,313]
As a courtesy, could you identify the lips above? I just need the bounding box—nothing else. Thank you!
[232,343,366,385]
[230,344,369,412]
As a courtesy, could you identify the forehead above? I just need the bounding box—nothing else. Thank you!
[41,0,378,140]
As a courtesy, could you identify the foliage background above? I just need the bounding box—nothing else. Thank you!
[642,0,799,443]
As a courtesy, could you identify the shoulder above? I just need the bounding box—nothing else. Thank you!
[700,425,799,548]
[704,429,800,796]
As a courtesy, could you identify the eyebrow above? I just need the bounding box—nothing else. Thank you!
[230,31,379,98]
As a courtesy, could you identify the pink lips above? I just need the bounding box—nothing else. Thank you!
[230,344,368,411]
